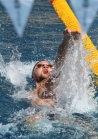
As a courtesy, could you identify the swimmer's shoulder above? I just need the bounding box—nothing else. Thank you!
[28,89,38,101]
[29,88,37,95]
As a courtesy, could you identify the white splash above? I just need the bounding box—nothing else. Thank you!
[0,41,97,114]
[0,123,17,135]
[0,49,36,99]
[54,39,97,113]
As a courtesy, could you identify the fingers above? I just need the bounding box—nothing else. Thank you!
[71,31,81,40]
[63,29,81,40]
[63,29,71,39]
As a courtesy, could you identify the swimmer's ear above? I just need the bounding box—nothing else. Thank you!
[32,76,36,81]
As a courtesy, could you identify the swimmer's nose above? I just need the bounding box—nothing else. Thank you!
[43,64,48,68]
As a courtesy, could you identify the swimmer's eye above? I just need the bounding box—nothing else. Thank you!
[35,64,53,69]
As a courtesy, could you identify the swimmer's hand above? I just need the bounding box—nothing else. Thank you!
[23,114,42,124]
[63,29,81,40]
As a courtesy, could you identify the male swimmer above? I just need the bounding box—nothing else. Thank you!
[24,29,80,123]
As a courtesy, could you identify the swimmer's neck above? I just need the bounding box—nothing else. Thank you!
[35,78,49,89]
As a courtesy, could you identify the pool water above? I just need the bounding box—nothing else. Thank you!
[0,0,98,138]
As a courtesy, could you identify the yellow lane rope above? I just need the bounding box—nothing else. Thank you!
[50,0,98,76]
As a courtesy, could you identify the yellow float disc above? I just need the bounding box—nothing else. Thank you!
[50,0,98,76]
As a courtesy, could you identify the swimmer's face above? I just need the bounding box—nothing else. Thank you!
[33,61,53,81]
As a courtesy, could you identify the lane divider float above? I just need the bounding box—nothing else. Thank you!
[50,0,98,76]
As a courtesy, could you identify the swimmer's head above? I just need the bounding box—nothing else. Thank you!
[32,60,53,82]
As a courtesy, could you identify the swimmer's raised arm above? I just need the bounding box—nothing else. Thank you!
[30,29,81,109]
[54,29,81,69]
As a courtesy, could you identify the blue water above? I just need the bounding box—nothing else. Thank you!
[0,0,98,138]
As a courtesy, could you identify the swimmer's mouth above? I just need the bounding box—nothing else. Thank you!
[43,69,49,74]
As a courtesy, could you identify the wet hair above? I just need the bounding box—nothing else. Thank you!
[32,60,51,79]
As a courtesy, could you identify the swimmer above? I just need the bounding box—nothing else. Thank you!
[24,29,81,123]
[31,29,80,107]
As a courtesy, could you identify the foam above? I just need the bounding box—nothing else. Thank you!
[53,39,97,113]
[0,41,97,113]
